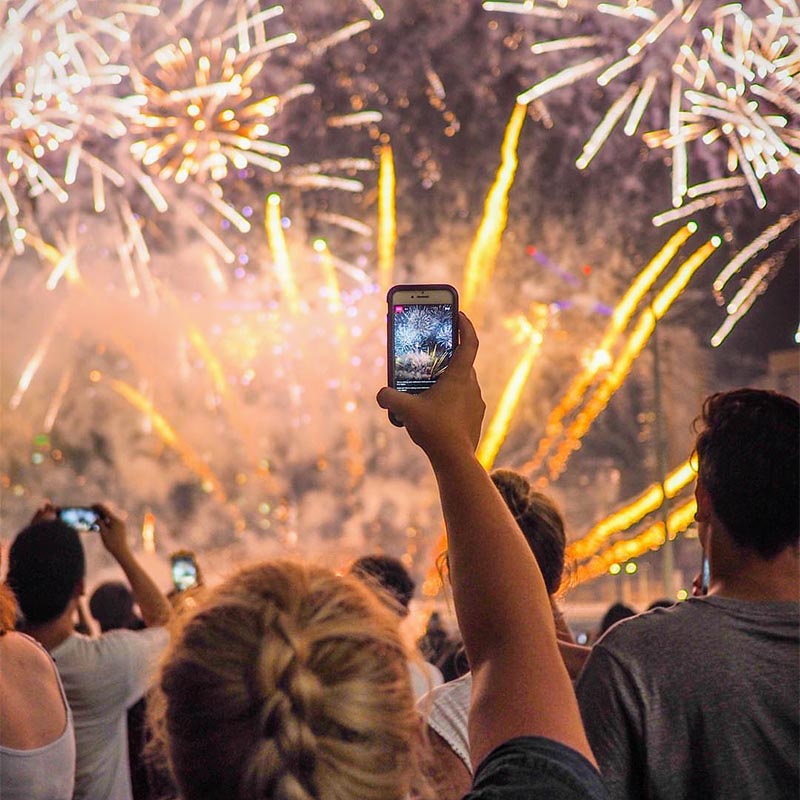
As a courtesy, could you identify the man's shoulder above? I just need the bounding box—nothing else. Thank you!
[53,627,168,669]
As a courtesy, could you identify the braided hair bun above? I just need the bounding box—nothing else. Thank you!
[152,560,419,800]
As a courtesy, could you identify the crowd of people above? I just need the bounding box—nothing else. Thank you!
[1,312,798,800]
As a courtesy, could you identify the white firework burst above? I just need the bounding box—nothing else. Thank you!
[486,0,800,213]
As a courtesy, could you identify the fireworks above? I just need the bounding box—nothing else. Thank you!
[0,0,150,251]
[378,144,396,293]
[462,102,527,315]
[542,235,721,482]
[127,8,296,188]
[522,222,698,477]
[487,0,800,213]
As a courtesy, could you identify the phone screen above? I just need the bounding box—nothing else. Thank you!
[701,554,710,595]
[391,302,455,393]
[171,556,198,592]
[59,507,101,532]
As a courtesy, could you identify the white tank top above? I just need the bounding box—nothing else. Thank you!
[0,634,76,800]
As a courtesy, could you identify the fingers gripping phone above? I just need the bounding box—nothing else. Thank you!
[170,551,200,592]
[387,284,459,427]
[59,507,102,532]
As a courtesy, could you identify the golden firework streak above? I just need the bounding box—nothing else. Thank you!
[567,458,696,563]
[265,194,301,314]
[377,144,396,294]
[545,236,720,481]
[108,378,227,502]
[476,310,547,469]
[141,511,156,554]
[462,102,527,315]
[161,288,228,396]
[572,498,697,586]
[520,222,698,476]
[314,239,364,484]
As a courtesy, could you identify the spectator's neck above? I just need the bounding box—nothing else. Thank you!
[710,540,799,603]
[24,603,79,652]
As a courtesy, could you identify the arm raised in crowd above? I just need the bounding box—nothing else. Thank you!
[378,313,594,770]
[94,505,171,628]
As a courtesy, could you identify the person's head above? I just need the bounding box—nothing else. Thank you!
[598,602,636,637]
[694,388,799,560]
[7,519,85,626]
[150,560,419,800]
[490,469,567,595]
[89,581,138,632]
[646,599,674,611]
[349,554,415,618]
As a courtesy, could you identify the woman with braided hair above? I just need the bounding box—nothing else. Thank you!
[152,314,607,800]
[149,560,421,800]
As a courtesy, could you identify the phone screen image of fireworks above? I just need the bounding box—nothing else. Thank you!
[392,304,454,392]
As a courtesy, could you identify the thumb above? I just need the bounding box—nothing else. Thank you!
[376,386,410,412]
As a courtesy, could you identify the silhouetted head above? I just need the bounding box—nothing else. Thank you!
[350,554,415,618]
[90,581,139,632]
[7,519,85,625]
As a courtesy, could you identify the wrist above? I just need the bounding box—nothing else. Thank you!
[427,441,481,474]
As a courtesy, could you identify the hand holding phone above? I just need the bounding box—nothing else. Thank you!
[387,284,459,427]
[378,311,484,461]
[58,507,102,532]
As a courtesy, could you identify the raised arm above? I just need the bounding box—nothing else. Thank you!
[95,505,171,628]
[377,313,594,769]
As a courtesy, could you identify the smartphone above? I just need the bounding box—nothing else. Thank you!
[700,553,710,595]
[59,507,101,532]
[387,284,459,427]
[171,552,199,592]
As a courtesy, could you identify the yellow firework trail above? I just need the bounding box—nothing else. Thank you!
[108,378,227,501]
[545,236,720,480]
[567,457,696,563]
[141,511,156,554]
[476,309,547,469]
[377,144,396,294]
[572,498,697,586]
[265,193,300,314]
[462,102,527,315]
[521,222,698,476]
[314,239,364,484]
[162,288,228,396]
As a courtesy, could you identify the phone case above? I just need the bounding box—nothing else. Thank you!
[386,284,459,427]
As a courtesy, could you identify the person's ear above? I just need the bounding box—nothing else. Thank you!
[694,480,712,523]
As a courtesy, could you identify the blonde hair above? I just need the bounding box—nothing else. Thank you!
[149,560,420,800]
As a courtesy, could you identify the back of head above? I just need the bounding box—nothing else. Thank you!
[490,469,567,595]
[598,602,636,636]
[7,520,85,625]
[349,554,415,617]
[151,560,418,800]
[89,581,135,632]
[695,388,799,559]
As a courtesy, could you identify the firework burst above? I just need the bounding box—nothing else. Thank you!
[127,6,298,189]
[0,0,150,251]
[486,0,800,213]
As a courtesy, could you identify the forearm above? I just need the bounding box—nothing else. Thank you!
[113,547,171,627]
[430,446,594,767]
[431,448,556,668]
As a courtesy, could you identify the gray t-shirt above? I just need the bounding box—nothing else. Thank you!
[576,596,799,800]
